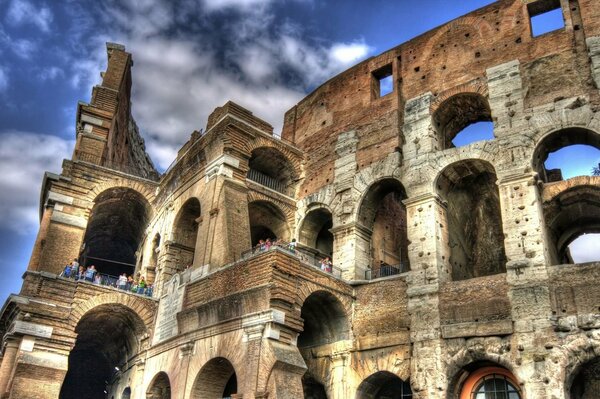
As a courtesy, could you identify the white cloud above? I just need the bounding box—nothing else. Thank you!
[6,0,53,32]
[569,234,600,263]
[0,132,74,235]
[38,66,63,81]
[202,0,272,12]
[12,38,36,59]
[329,42,372,64]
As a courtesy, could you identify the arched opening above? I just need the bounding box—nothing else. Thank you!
[570,356,600,399]
[543,185,600,264]
[81,188,151,277]
[299,207,334,258]
[147,372,171,399]
[172,198,201,268]
[358,179,409,277]
[302,373,327,399]
[59,304,146,399]
[355,371,412,399]
[436,160,506,280]
[122,387,131,399]
[248,200,289,246]
[298,291,349,349]
[247,147,297,196]
[190,357,237,399]
[453,365,521,399]
[432,93,493,149]
[532,128,600,183]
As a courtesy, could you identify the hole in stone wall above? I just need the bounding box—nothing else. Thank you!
[172,198,201,270]
[190,358,237,399]
[247,147,297,196]
[528,0,565,37]
[302,373,327,399]
[299,207,334,258]
[372,64,393,98]
[146,372,171,399]
[248,200,289,246]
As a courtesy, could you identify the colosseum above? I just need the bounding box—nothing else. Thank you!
[1,0,599,398]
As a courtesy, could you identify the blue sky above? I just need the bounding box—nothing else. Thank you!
[0,0,598,303]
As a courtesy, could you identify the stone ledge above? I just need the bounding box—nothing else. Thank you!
[441,319,513,339]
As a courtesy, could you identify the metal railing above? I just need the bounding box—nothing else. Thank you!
[364,263,408,280]
[58,269,154,297]
[247,169,291,196]
[240,242,342,278]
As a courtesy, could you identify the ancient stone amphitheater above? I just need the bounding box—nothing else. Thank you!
[1,0,600,398]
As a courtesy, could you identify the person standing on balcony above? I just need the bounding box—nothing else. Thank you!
[288,238,297,254]
[118,273,128,290]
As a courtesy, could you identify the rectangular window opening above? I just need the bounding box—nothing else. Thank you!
[372,64,393,98]
[528,0,565,37]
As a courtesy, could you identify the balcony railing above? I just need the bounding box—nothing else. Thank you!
[247,169,292,196]
[240,241,342,278]
[364,263,408,280]
[58,270,155,297]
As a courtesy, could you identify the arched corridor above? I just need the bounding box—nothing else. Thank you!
[60,304,146,399]
[355,371,412,399]
[147,372,171,399]
[190,357,237,399]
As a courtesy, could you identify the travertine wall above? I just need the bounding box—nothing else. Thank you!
[1,0,600,398]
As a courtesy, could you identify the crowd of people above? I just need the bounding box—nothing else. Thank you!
[60,258,153,296]
[252,238,334,274]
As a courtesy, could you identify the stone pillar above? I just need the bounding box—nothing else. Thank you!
[486,60,527,137]
[331,223,371,280]
[27,205,54,272]
[329,352,350,399]
[404,193,450,285]
[131,359,145,399]
[0,340,19,396]
[586,36,600,89]
[497,172,554,396]
[404,193,448,398]
[402,93,436,160]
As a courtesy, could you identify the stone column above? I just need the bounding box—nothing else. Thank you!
[404,193,448,398]
[0,339,19,396]
[402,93,436,160]
[497,172,554,397]
[329,352,350,399]
[27,205,54,272]
[404,193,450,284]
[331,223,371,280]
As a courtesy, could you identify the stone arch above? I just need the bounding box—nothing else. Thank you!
[431,91,493,149]
[60,301,150,399]
[355,371,413,399]
[453,365,522,399]
[246,144,301,196]
[147,372,171,399]
[245,137,303,175]
[69,292,155,330]
[298,203,334,258]
[542,181,600,264]
[531,127,600,183]
[553,336,600,398]
[355,177,410,274]
[121,387,131,399]
[297,289,350,349]
[169,197,202,270]
[248,199,291,246]
[81,186,153,277]
[435,158,506,280]
[190,357,238,399]
[445,341,516,398]
[85,179,156,205]
[430,81,489,114]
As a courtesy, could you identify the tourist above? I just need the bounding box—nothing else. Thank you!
[265,238,272,251]
[126,275,134,291]
[84,265,97,282]
[75,266,85,281]
[138,276,147,294]
[118,273,128,290]
[72,258,79,270]
[320,257,333,273]
[62,263,72,278]
[288,238,297,253]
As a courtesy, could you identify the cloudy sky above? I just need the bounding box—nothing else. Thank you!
[0,0,598,302]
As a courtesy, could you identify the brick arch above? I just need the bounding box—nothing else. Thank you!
[542,176,600,203]
[245,136,303,173]
[69,292,156,331]
[430,80,489,115]
[353,176,407,223]
[247,191,296,224]
[295,281,352,319]
[190,356,238,399]
[419,17,494,73]
[86,178,157,206]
